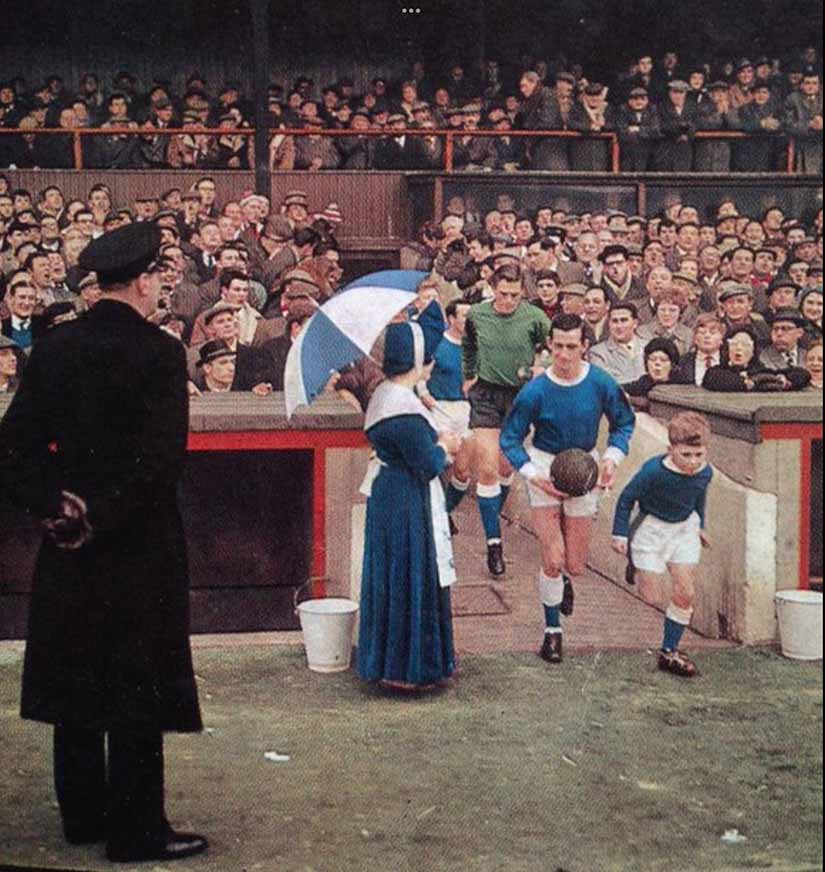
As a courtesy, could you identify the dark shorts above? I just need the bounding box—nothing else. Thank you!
[468,381,520,430]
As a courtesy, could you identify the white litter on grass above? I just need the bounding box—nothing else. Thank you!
[721,829,748,845]
[561,755,578,767]
[264,751,291,763]
[417,806,437,820]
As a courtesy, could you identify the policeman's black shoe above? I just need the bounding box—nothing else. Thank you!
[539,632,563,664]
[560,575,575,616]
[486,542,505,578]
[106,830,209,863]
[449,515,459,537]
[64,825,106,845]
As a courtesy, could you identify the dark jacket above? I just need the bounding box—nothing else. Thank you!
[654,101,699,171]
[568,103,615,171]
[616,105,660,171]
[515,87,569,170]
[0,300,201,732]
[703,361,810,392]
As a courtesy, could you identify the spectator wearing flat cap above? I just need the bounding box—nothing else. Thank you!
[736,82,785,171]
[336,111,375,169]
[568,82,615,171]
[694,81,741,172]
[784,69,823,175]
[655,80,698,171]
[730,59,756,110]
[760,307,809,370]
[372,113,431,170]
[717,282,771,349]
[453,106,498,171]
[0,221,209,863]
[167,113,218,169]
[616,87,661,171]
[188,300,269,392]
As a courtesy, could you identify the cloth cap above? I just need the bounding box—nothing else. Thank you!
[584,82,605,96]
[672,272,699,287]
[283,190,309,207]
[718,283,754,302]
[736,58,754,72]
[766,307,806,327]
[264,215,294,242]
[203,301,240,324]
[668,80,690,92]
[708,81,730,91]
[768,276,799,295]
[0,335,20,351]
[285,297,317,327]
[387,112,406,124]
[560,282,588,297]
[77,222,162,286]
[197,340,236,367]
[629,87,649,98]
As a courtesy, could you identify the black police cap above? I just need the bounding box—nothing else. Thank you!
[78,222,163,287]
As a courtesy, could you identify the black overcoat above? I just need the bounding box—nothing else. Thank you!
[0,299,201,733]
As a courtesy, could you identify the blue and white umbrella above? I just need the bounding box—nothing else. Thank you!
[284,269,428,418]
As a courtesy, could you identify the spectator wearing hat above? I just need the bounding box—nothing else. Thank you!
[718,282,771,349]
[637,291,694,355]
[621,336,682,407]
[760,307,809,370]
[167,113,217,169]
[188,301,268,391]
[73,271,102,313]
[736,82,784,171]
[764,276,799,318]
[214,110,253,170]
[672,312,726,386]
[730,59,756,110]
[569,82,615,171]
[655,80,698,171]
[0,334,23,393]
[260,225,318,301]
[694,81,741,172]
[194,340,238,393]
[704,323,810,392]
[616,87,660,171]
[784,69,822,175]
[140,97,176,168]
[335,110,373,168]
[453,105,498,171]
[516,71,569,171]
[372,113,430,170]
[281,189,310,229]
[0,222,208,863]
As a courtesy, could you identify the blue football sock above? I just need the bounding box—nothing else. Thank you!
[544,604,561,630]
[662,617,686,652]
[498,474,514,514]
[445,479,469,515]
[477,483,502,541]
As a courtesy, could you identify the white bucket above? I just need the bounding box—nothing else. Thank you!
[775,590,823,660]
[296,598,359,673]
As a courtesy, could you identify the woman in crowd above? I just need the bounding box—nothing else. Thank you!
[799,287,823,348]
[805,339,823,389]
[357,303,461,692]
[622,337,681,409]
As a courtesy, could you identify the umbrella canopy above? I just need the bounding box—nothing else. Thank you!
[284,270,428,418]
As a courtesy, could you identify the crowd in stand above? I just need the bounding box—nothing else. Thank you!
[0,173,821,402]
[0,46,822,172]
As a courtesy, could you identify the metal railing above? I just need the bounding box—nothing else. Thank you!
[0,125,807,173]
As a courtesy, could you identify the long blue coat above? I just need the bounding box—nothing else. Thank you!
[357,412,455,686]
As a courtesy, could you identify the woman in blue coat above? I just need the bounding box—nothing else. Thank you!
[357,307,462,690]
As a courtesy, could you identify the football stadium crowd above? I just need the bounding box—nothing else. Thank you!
[0,175,821,400]
[0,46,822,172]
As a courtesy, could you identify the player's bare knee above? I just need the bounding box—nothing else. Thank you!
[671,588,695,612]
[565,556,587,578]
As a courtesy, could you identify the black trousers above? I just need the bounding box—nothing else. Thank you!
[53,725,166,849]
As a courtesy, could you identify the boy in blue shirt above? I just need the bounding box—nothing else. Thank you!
[612,411,714,678]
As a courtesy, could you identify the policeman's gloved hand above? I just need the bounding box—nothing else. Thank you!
[42,491,93,550]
